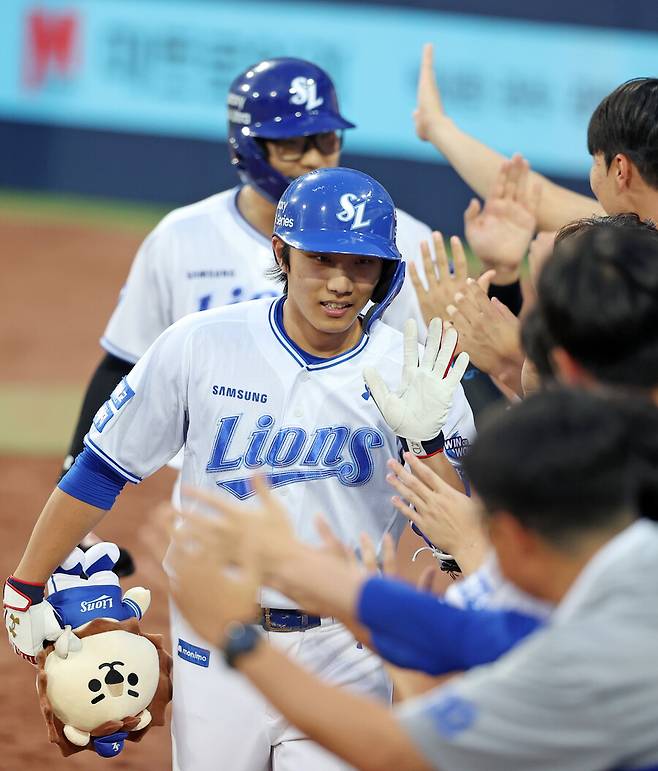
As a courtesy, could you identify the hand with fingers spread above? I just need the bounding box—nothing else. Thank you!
[315,516,396,577]
[149,501,261,646]
[358,531,397,576]
[179,478,300,581]
[168,479,381,626]
[409,232,491,328]
[386,453,488,576]
[446,279,524,393]
[464,154,541,285]
[364,318,469,458]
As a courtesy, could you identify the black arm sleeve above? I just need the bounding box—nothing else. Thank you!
[59,353,134,480]
[488,279,523,317]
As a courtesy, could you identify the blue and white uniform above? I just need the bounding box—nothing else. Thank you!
[81,295,475,771]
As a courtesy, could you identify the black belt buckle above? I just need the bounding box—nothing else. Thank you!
[260,608,322,633]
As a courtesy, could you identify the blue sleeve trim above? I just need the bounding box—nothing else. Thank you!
[58,447,128,510]
[358,576,543,675]
[83,436,142,483]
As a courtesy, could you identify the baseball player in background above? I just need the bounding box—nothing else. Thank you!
[5,167,475,771]
[63,58,437,575]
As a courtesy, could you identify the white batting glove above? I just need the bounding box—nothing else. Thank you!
[4,577,62,665]
[363,318,469,458]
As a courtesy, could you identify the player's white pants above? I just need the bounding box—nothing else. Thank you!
[170,602,391,771]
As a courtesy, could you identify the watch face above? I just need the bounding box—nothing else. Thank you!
[224,624,261,668]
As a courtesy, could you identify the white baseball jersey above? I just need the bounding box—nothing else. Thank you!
[101,187,430,364]
[87,296,475,607]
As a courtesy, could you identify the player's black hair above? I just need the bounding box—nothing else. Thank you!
[268,242,291,293]
[462,390,658,546]
[536,216,658,388]
[553,211,658,245]
[587,78,658,190]
[520,306,555,385]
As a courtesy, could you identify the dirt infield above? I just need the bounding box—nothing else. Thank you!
[0,212,175,770]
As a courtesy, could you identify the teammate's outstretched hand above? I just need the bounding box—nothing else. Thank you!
[447,278,524,394]
[363,318,469,456]
[409,232,479,328]
[181,478,300,582]
[148,498,261,646]
[464,154,541,284]
[414,42,446,143]
[386,452,488,576]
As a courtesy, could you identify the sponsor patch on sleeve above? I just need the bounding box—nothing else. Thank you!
[177,638,210,668]
[110,377,135,410]
[444,434,470,461]
[92,401,114,433]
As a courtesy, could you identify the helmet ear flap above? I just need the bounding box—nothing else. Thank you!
[371,260,398,303]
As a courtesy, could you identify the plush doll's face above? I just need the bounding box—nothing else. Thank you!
[45,630,160,732]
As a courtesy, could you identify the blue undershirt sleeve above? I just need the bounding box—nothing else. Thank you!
[58,446,128,510]
[358,576,543,675]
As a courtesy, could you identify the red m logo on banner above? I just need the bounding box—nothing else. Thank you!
[23,10,79,89]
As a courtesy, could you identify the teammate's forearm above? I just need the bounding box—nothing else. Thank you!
[428,118,603,231]
[14,489,106,582]
[237,643,432,771]
[272,549,368,628]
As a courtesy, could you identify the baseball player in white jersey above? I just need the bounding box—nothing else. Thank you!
[62,57,434,576]
[62,57,432,503]
[5,167,475,771]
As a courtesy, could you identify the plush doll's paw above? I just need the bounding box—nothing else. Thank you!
[132,709,152,732]
[123,587,151,618]
[63,724,90,747]
[83,543,120,576]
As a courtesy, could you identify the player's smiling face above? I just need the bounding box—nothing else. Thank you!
[278,245,383,356]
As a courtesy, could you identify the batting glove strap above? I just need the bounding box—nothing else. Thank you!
[4,576,45,611]
[400,432,445,459]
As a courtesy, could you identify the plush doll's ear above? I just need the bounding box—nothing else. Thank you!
[63,725,90,747]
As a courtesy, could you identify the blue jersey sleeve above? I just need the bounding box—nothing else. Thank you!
[58,446,128,509]
[358,576,543,675]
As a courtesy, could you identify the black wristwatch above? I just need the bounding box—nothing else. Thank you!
[223,623,262,668]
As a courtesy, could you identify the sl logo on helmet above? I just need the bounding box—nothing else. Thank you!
[289,77,324,110]
[336,194,371,230]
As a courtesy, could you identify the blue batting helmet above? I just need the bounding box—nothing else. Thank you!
[228,58,355,203]
[273,167,405,328]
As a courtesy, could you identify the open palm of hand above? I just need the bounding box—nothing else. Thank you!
[465,197,536,269]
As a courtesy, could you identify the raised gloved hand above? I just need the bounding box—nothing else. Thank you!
[4,576,63,665]
[363,318,469,458]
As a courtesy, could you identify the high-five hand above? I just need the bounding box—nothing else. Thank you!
[364,318,469,457]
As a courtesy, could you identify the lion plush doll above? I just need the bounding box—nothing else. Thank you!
[35,543,172,758]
